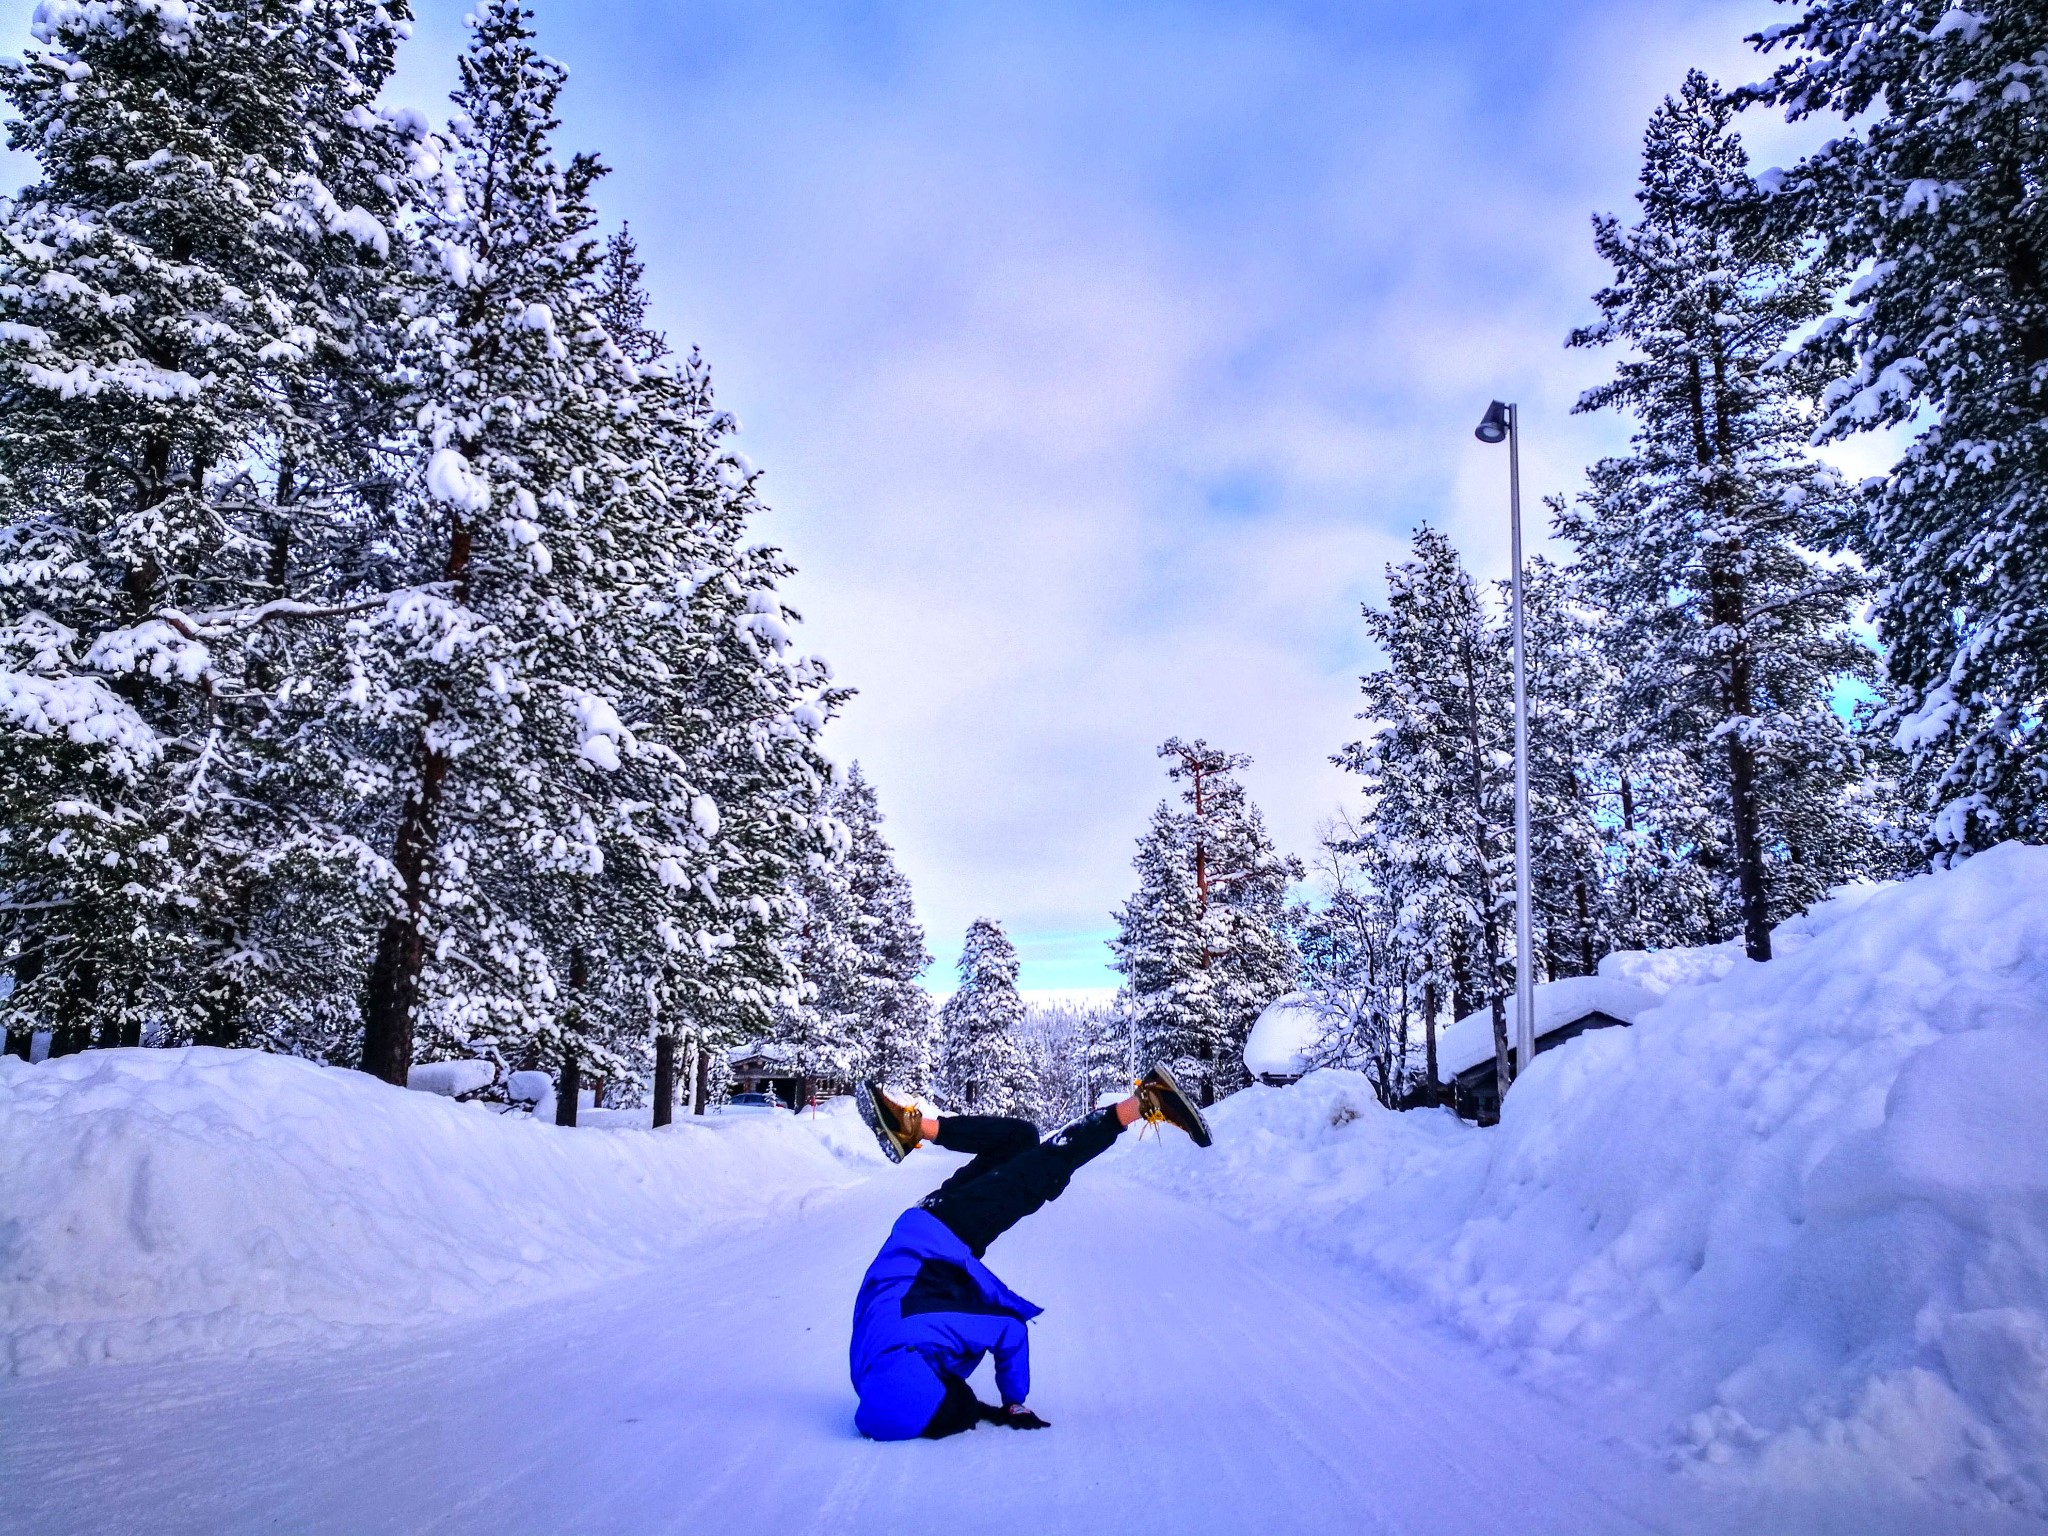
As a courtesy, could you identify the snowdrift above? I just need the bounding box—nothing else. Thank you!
[0,1049,882,1375]
[1120,844,2048,1517]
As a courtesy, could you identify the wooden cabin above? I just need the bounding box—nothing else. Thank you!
[1435,975,1657,1125]
[725,1041,850,1109]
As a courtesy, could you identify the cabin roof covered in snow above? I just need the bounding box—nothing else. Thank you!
[1243,992,1331,1078]
[1434,974,1658,1082]
[728,1040,798,1066]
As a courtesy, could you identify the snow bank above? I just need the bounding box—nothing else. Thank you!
[1112,1069,1477,1231]
[1589,878,1893,1001]
[1595,940,1744,996]
[1126,845,2048,1518]
[0,1048,883,1375]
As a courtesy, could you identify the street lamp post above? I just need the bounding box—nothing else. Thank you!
[1474,400,1535,1086]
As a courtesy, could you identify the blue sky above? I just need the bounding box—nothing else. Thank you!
[3,0,1859,991]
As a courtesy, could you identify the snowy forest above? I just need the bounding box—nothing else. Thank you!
[5,0,2048,1136]
[1281,28,2048,1114]
[0,1,941,1108]
[7,2,2048,1527]
[1089,24,2048,1122]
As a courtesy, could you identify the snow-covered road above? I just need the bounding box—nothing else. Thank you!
[0,1153,2021,1535]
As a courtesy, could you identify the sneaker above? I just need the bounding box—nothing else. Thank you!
[1135,1064,1213,1148]
[857,1080,923,1163]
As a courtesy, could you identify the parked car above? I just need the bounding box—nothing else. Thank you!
[716,1092,791,1115]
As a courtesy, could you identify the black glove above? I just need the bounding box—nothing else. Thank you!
[992,1404,1050,1430]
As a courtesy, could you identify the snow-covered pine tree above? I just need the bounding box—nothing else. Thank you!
[936,918,1037,1115]
[592,224,666,365]
[350,3,843,1097]
[1742,0,2048,857]
[0,0,418,1052]
[1109,738,1301,1106]
[342,0,621,1086]
[831,765,937,1094]
[565,216,844,1101]
[1335,530,1517,1082]
[1561,72,1879,960]
[1517,556,1616,979]
[769,796,865,1103]
[634,433,844,1090]
[577,234,845,1092]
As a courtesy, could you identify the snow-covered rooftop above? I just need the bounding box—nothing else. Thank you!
[1434,974,1658,1082]
[1243,992,1330,1079]
[728,1040,798,1065]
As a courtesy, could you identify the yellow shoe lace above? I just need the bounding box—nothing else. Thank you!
[1134,1078,1168,1135]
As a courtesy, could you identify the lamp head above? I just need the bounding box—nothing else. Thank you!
[1474,400,1510,445]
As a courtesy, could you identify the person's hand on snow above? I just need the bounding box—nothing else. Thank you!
[997,1404,1049,1429]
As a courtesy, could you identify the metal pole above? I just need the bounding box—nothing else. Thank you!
[1507,403,1535,1081]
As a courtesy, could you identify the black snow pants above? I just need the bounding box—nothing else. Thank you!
[918,1105,1127,1259]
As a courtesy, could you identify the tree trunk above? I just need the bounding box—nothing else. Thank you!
[556,1047,580,1127]
[693,1044,710,1115]
[1711,566,1772,963]
[1575,878,1595,976]
[1695,337,1771,964]
[653,1033,676,1127]
[60,949,99,1051]
[1395,981,1409,1104]
[360,519,474,1084]
[1421,978,1440,1107]
[1726,731,1773,961]
[358,742,446,1085]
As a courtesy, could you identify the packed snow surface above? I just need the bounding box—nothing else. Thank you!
[5,852,2044,1526]
[3,1146,2001,1535]
[0,1049,878,1374]
[1241,990,1328,1077]
[1435,972,1660,1079]
[1122,844,2048,1520]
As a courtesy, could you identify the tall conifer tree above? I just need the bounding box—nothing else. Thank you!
[1562,73,1877,960]
[353,3,839,1087]
[937,918,1036,1115]
[0,0,416,1051]
[1110,738,1300,1105]
[1336,530,1517,1080]
[1744,0,2048,856]
[833,765,937,1093]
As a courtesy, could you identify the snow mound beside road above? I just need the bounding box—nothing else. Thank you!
[1114,1067,1479,1230]
[1126,843,2048,1517]
[0,1049,878,1375]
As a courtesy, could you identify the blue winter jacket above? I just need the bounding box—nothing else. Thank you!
[848,1207,1042,1440]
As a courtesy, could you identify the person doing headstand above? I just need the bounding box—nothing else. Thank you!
[849,1065,1213,1440]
